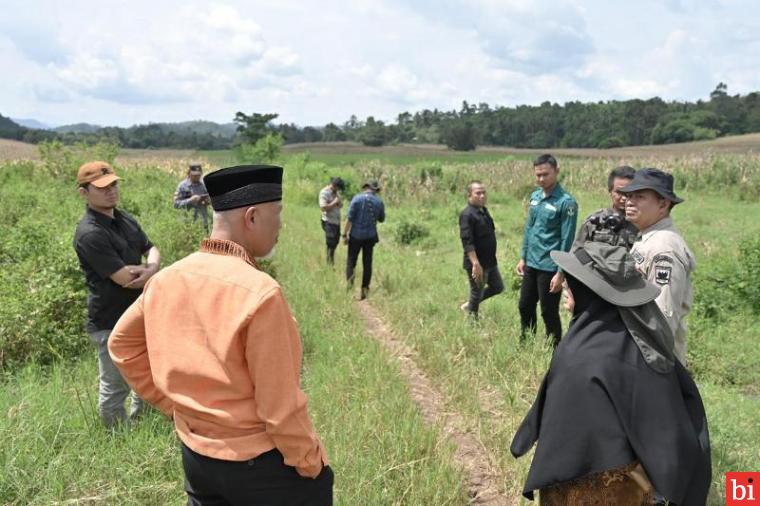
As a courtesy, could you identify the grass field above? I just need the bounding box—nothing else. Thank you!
[1,143,758,504]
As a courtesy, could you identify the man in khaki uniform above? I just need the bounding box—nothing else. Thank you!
[620,168,695,365]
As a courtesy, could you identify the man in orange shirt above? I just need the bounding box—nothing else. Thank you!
[109,165,332,505]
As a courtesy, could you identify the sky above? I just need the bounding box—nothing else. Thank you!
[1,0,759,128]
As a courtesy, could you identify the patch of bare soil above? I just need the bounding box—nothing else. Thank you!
[357,301,514,505]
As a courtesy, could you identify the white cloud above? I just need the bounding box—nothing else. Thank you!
[1,0,759,127]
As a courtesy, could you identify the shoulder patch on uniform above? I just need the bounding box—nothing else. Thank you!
[653,254,673,264]
[655,265,672,285]
[566,205,576,217]
[632,250,645,264]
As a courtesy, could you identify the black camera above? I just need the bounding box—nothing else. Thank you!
[589,212,624,232]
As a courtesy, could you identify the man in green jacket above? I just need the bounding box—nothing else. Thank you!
[516,154,578,347]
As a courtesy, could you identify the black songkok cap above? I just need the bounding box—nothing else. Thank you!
[204,164,283,211]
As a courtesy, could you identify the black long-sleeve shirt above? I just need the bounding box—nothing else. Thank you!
[459,204,497,269]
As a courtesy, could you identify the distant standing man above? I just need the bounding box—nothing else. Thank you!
[459,181,504,317]
[174,164,210,231]
[73,161,160,428]
[343,180,385,300]
[620,168,695,365]
[319,177,345,265]
[516,154,578,346]
[572,165,638,251]
[109,165,332,505]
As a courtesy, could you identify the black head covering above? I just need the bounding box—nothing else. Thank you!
[619,168,683,204]
[204,165,283,211]
[555,244,675,373]
[511,287,711,504]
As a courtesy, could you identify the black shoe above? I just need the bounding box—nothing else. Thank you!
[359,287,369,300]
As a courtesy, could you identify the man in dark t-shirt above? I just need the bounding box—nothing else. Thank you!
[73,161,161,428]
[459,181,503,317]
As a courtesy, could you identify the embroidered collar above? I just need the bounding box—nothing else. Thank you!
[200,238,260,270]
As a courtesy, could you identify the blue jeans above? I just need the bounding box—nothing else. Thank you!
[88,329,144,428]
[465,265,504,315]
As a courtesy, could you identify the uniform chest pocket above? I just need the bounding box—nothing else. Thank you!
[538,203,558,225]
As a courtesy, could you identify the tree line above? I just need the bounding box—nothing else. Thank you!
[0,119,234,150]
[271,83,759,150]
[2,83,759,151]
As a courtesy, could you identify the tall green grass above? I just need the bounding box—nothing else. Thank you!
[282,153,760,504]
[2,152,758,504]
[0,160,465,505]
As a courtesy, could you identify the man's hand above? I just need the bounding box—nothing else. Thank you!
[516,259,526,277]
[342,234,349,245]
[471,261,483,283]
[549,271,564,294]
[189,195,202,204]
[562,283,575,313]
[124,263,159,289]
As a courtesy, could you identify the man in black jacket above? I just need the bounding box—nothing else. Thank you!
[459,181,503,317]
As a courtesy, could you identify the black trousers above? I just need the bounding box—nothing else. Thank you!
[346,236,376,289]
[182,444,333,506]
[465,265,504,315]
[518,266,562,346]
[321,221,340,264]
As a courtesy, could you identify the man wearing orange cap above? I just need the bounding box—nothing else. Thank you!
[73,161,161,429]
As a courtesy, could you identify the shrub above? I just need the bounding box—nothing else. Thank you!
[394,220,430,245]
[38,139,120,179]
[418,164,443,185]
[692,234,760,320]
[597,136,624,149]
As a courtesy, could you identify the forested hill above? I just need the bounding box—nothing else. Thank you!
[0,116,237,150]
[319,83,760,150]
[3,83,760,150]
[0,114,25,140]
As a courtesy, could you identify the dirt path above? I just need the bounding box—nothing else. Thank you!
[357,301,514,505]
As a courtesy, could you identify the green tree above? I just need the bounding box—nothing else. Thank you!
[235,132,283,164]
[323,123,346,142]
[440,119,478,151]
[359,116,388,146]
[234,112,279,144]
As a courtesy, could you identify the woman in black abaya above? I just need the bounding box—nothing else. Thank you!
[511,243,711,505]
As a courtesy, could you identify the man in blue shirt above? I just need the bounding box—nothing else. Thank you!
[343,180,385,300]
[516,154,578,346]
